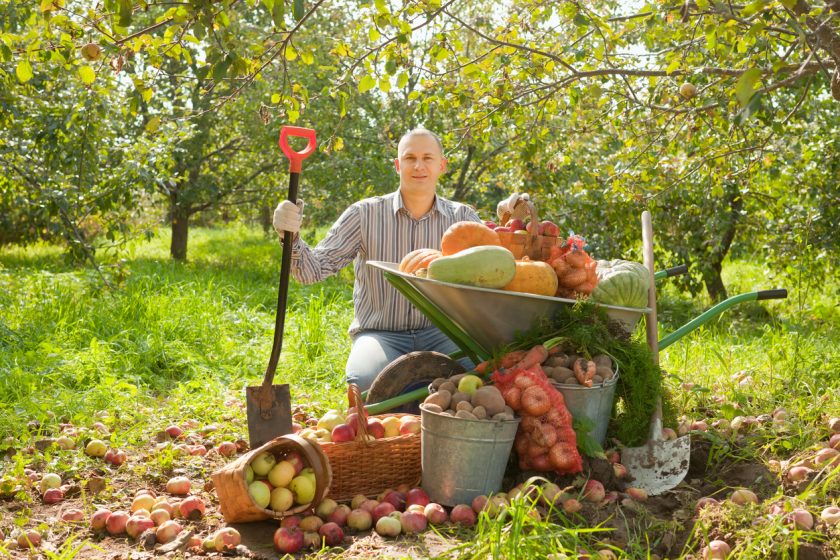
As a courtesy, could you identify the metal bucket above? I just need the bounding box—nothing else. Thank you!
[552,371,619,446]
[420,408,520,506]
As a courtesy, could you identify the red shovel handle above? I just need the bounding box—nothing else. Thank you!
[278,126,317,173]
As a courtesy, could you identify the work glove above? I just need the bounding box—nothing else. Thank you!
[496,193,533,223]
[272,199,305,237]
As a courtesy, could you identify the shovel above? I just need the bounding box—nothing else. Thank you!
[621,210,691,496]
[246,126,317,449]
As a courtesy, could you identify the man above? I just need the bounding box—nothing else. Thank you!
[273,128,481,391]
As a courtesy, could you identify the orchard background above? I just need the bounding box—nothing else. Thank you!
[1,0,839,558]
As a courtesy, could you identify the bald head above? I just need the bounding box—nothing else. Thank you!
[398,128,443,157]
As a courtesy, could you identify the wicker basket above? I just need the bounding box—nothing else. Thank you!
[318,384,422,501]
[211,433,331,523]
[496,201,564,261]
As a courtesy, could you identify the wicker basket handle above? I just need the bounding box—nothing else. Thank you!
[281,433,331,507]
[348,384,371,442]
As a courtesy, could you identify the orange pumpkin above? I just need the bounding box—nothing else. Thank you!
[503,257,558,296]
[440,221,501,256]
[399,248,442,274]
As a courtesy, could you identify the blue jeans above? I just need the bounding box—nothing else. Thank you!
[345,327,474,392]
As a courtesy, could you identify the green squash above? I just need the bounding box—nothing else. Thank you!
[428,245,516,289]
[590,259,649,308]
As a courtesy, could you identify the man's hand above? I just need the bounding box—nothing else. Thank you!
[273,199,305,236]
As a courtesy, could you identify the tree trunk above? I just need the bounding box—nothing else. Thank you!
[260,204,273,234]
[702,185,743,302]
[170,192,190,260]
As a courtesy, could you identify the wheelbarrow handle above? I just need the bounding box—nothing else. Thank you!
[654,264,688,280]
[757,289,787,300]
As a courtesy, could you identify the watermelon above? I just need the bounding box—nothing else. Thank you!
[590,259,649,308]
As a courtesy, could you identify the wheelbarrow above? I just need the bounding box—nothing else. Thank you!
[360,222,786,495]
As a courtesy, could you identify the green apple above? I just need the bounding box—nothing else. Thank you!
[248,480,271,509]
[245,465,254,484]
[457,374,484,395]
[85,439,108,457]
[289,475,315,505]
[300,467,316,483]
[269,487,294,512]
[316,410,345,432]
[381,416,401,438]
[250,451,277,477]
[267,461,295,488]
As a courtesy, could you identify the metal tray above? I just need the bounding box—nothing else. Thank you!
[368,261,648,351]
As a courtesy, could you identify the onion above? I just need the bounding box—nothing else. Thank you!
[702,540,731,559]
[730,488,758,506]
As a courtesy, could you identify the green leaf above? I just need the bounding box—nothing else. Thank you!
[735,68,762,107]
[145,116,161,133]
[78,65,95,84]
[665,58,680,75]
[284,45,298,61]
[293,0,305,21]
[369,27,381,42]
[358,74,376,93]
[338,94,346,117]
[379,77,391,92]
[396,72,408,89]
[15,60,33,83]
[573,13,588,26]
[212,57,232,80]
[118,0,132,27]
[333,137,344,151]
[271,93,281,104]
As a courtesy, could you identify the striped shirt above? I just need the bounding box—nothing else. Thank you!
[291,189,481,335]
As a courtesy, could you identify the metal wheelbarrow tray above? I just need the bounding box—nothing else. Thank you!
[368,260,649,358]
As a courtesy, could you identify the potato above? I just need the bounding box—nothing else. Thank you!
[492,412,514,421]
[593,354,612,369]
[562,376,578,385]
[424,389,451,410]
[421,403,443,414]
[472,406,487,420]
[503,406,515,416]
[471,386,506,416]
[546,354,568,368]
[596,366,614,380]
[439,381,457,395]
[430,377,447,390]
[564,355,579,368]
[552,367,574,381]
[455,400,474,413]
[449,374,467,387]
[450,391,471,409]
[591,375,604,385]
[455,410,477,420]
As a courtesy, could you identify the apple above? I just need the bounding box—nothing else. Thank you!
[331,423,356,443]
[345,412,361,432]
[56,436,75,450]
[270,487,294,512]
[381,417,401,438]
[80,43,102,61]
[92,421,109,434]
[540,220,560,237]
[424,503,447,525]
[210,527,241,551]
[150,508,170,526]
[104,448,127,466]
[399,417,421,435]
[450,504,476,526]
[494,226,513,233]
[563,498,582,513]
[525,221,543,235]
[328,504,351,526]
[406,488,430,508]
[457,374,484,395]
[318,522,344,546]
[43,487,64,504]
[406,504,425,514]
[360,499,379,513]
[315,497,338,519]
[372,501,396,522]
[126,515,155,539]
[400,510,427,534]
[290,475,315,505]
[299,515,323,533]
[152,499,173,514]
[351,494,368,510]
[39,473,62,492]
[280,515,301,529]
[347,508,373,531]
[702,540,731,559]
[374,515,402,537]
[60,508,85,522]
[283,451,306,474]
[179,496,205,520]
[217,441,237,456]
[268,461,296,488]
[154,520,182,544]
[730,488,758,505]
[679,82,698,100]
[786,508,814,530]
[90,508,112,532]
[274,527,304,554]
[245,465,255,484]
[506,218,526,231]
[366,419,386,439]
[130,494,154,513]
[85,439,107,457]
[251,451,277,476]
[381,490,405,511]
[166,476,191,495]
[249,480,272,508]
[583,480,605,503]
[317,410,346,432]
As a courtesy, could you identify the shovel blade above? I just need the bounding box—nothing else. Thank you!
[246,384,293,449]
[622,435,690,496]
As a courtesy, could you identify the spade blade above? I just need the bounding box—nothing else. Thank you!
[245,383,293,449]
[621,435,690,496]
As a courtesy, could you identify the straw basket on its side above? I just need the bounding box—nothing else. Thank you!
[212,433,331,523]
[318,384,421,501]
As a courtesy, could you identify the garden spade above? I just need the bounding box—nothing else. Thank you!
[621,211,691,496]
[246,126,317,449]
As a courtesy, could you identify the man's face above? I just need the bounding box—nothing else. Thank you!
[394,134,447,195]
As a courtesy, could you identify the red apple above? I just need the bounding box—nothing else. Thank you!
[506,218,526,231]
[43,488,64,504]
[318,522,344,546]
[405,488,430,508]
[90,508,112,532]
[299,515,323,533]
[280,515,301,529]
[400,510,427,534]
[61,508,85,522]
[331,423,356,443]
[155,520,183,544]
[165,425,183,439]
[471,494,488,514]
[217,441,237,457]
[372,501,396,522]
[16,529,41,548]
[104,448,127,466]
[494,226,513,233]
[525,221,543,235]
[166,476,191,495]
[347,508,373,531]
[284,451,306,474]
[274,527,304,554]
[381,490,405,511]
[345,413,361,432]
[483,220,497,229]
[399,417,421,435]
[327,504,351,527]
[178,496,205,520]
[424,503,447,525]
[583,480,605,503]
[540,220,560,237]
[450,504,476,526]
[126,515,155,539]
[366,419,385,439]
[360,499,379,513]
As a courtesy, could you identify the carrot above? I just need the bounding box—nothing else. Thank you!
[573,358,595,387]
[513,344,549,370]
[475,349,527,374]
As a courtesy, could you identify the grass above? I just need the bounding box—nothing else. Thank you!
[0,225,838,558]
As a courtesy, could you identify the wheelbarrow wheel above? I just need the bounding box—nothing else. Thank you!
[365,351,466,406]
